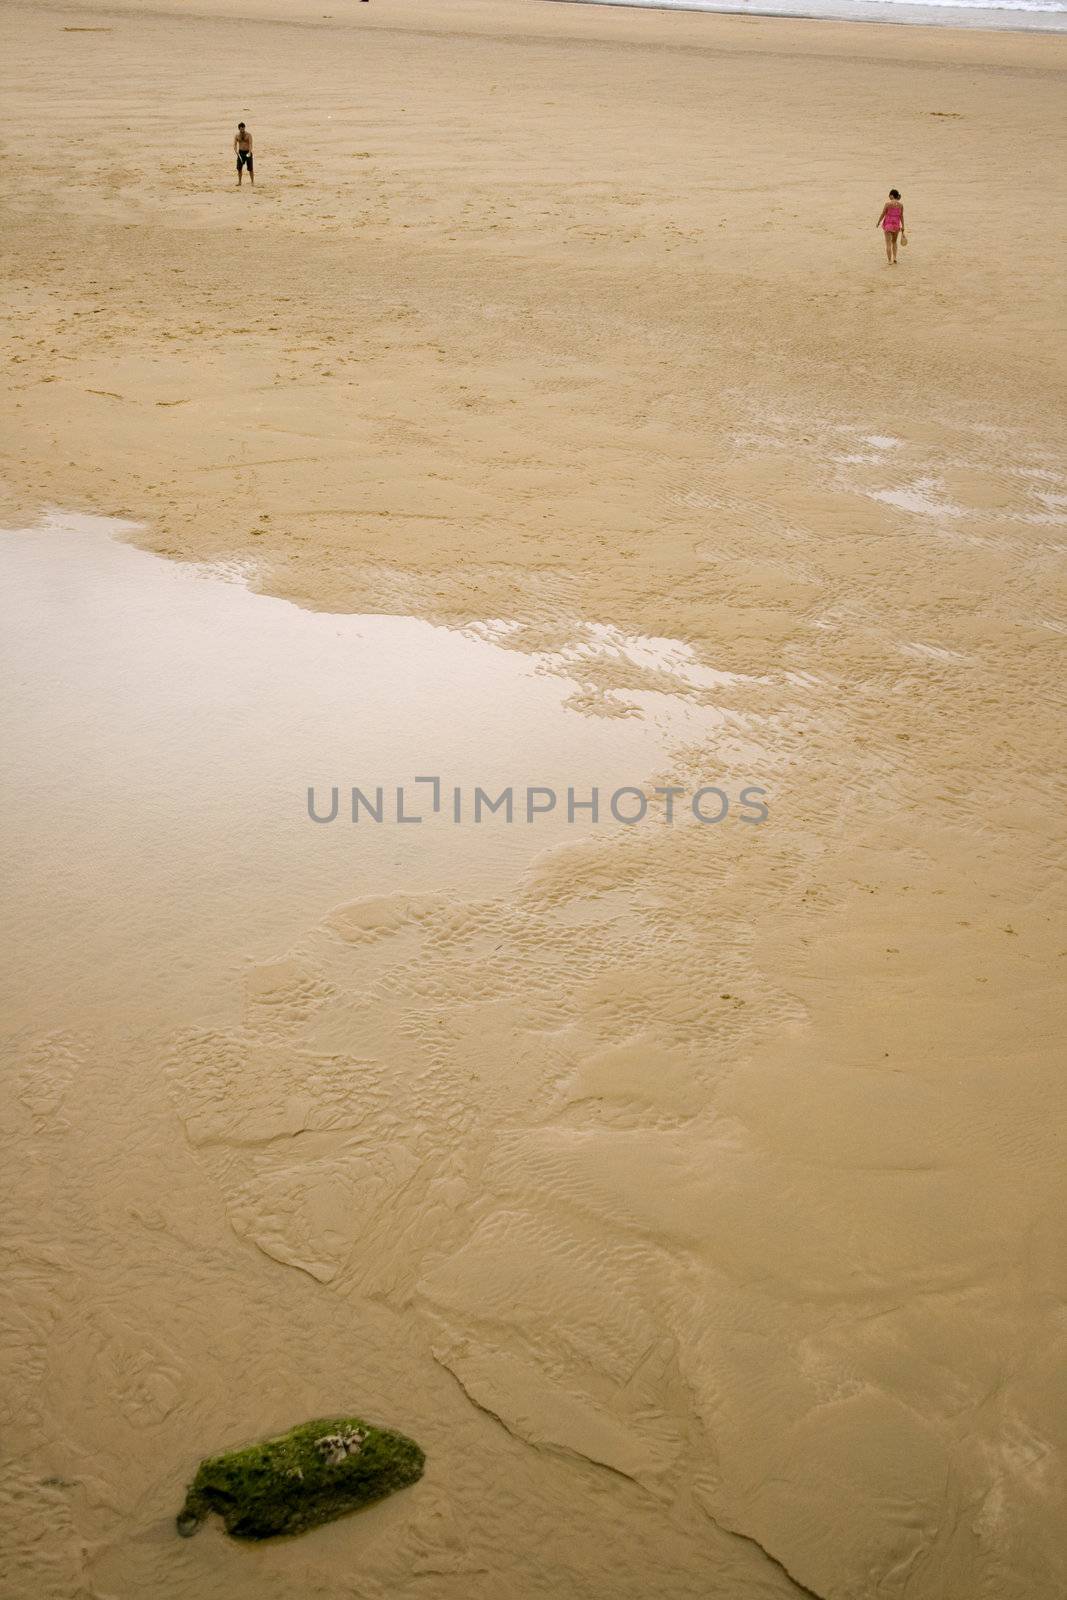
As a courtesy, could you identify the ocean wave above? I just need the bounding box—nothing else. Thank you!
[580,0,1067,15]
[872,0,1067,11]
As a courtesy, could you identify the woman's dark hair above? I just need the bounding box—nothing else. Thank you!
[889,189,901,199]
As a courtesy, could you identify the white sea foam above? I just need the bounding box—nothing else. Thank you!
[557,0,1067,27]
[875,0,1066,9]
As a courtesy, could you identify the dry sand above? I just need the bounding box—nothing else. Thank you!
[2,0,1066,1596]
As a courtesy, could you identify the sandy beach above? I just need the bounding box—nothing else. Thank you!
[2,0,1066,1596]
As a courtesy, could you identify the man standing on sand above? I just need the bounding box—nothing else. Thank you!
[234,123,253,186]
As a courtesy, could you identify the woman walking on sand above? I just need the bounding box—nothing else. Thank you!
[876,189,906,264]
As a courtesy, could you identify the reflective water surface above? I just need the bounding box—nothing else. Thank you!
[1,513,734,1030]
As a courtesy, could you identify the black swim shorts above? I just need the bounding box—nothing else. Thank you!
[236,150,253,170]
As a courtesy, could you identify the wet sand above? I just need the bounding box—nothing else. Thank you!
[1,1,1066,1597]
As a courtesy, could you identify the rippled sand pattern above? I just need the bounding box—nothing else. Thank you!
[158,603,1065,1597]
[2,0,1066,1596]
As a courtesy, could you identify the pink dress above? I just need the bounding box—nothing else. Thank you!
[882,204,903,233]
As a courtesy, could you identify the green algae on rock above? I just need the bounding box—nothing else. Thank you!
[176,1416,425,1540]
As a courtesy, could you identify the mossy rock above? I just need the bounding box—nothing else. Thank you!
[176,1416,425,1540]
